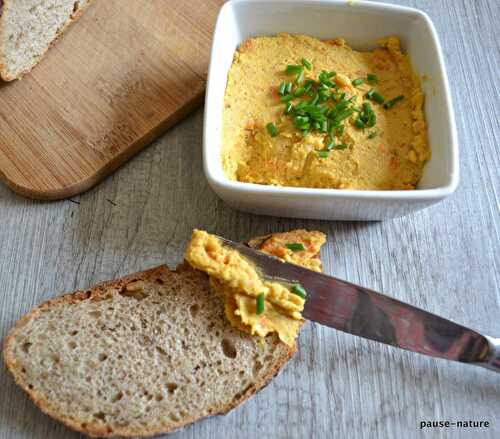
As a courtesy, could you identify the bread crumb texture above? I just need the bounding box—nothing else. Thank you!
[0,0,92,80]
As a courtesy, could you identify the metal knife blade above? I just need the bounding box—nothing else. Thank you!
[217,236,499,372]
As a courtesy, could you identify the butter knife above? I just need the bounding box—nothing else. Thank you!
[218,236,500,373]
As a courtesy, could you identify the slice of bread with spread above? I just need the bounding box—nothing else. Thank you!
[0,0,92,81]
[3,229,326,437]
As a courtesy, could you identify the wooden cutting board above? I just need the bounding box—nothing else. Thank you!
[0,0,223,200]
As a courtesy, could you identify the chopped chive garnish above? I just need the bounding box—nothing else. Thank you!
[286,243,306,251]
[365,89,384,104]
[280,94,294,103]
[383,95,404,109]
[301,58,312,70]
[285,64,302,75]
[334,108,354,123]
[256,293,265,315]
[291,284,307,298]
[333,143,348,150]
[295,68,305,84]
[266,122,279,137]
[354,118,365,129]
[294,101,307,111]
[371,91,385,104]
[310,94,319,106]
[366,112,376,127]
[368,130,378,139]
[304,80,314,93]
[294,87,306,97]
[334,100,350,112]
[271,59,384,156]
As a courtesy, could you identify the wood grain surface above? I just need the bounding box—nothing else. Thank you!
[0,0,222,200]
[0,1,499,438]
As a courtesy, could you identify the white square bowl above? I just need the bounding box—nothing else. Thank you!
[203,0,459,221]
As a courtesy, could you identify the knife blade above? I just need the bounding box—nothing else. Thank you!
[217,235,499,372]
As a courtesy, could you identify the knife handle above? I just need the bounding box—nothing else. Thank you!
[479,336,500,372]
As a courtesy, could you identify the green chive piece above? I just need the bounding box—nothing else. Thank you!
[280,94,294,103]
[301,58,312,70]
[352,78,364,87]
[284,102,293,114]
[256,293,265,315]
[285,65,302,75]
[318,71,334,87]
[326,139,335,150]
[368,130,378,139]
[354,118,365,129]
[333,143,348,150]
[296,68,305,84]
[366,112,376,127]
[294,101,307,111]
[294,87,306,97]
[334,108,354,123]
[318,89,330,102]
[383,95,404,109]
[320,120,328,132]
[286,243,306,252]
[367,73,378,83]
[294,115,310,129]
[304,80,314,93]
[317,150,329,158]
[365,89,375,99]
[291,284,307,298]
[286,82,293,93]
[279,82,287,96]
[371,91,385,104]
[310,94,319,106]
[266,122,279,137]
[334,100,350,112]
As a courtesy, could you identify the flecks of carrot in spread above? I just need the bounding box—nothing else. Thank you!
[239,39,253,52]
[244,120,255,130]
[277,247,288,258]
[379,143,386,153]
[389,156,400,169]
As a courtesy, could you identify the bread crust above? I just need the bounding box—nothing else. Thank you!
[3,264,296,438]
[0,0,93,81]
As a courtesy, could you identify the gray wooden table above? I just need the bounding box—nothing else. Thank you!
[1,0,498,438]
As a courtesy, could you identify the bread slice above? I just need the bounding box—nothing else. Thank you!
[3,228,326,437]
[3,264,295,437]
[0,0,92,81]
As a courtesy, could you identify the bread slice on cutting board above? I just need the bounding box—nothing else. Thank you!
[0,0,92,81]
[3,230,325,437]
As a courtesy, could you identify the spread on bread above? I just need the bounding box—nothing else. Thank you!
[185,229,326,346]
